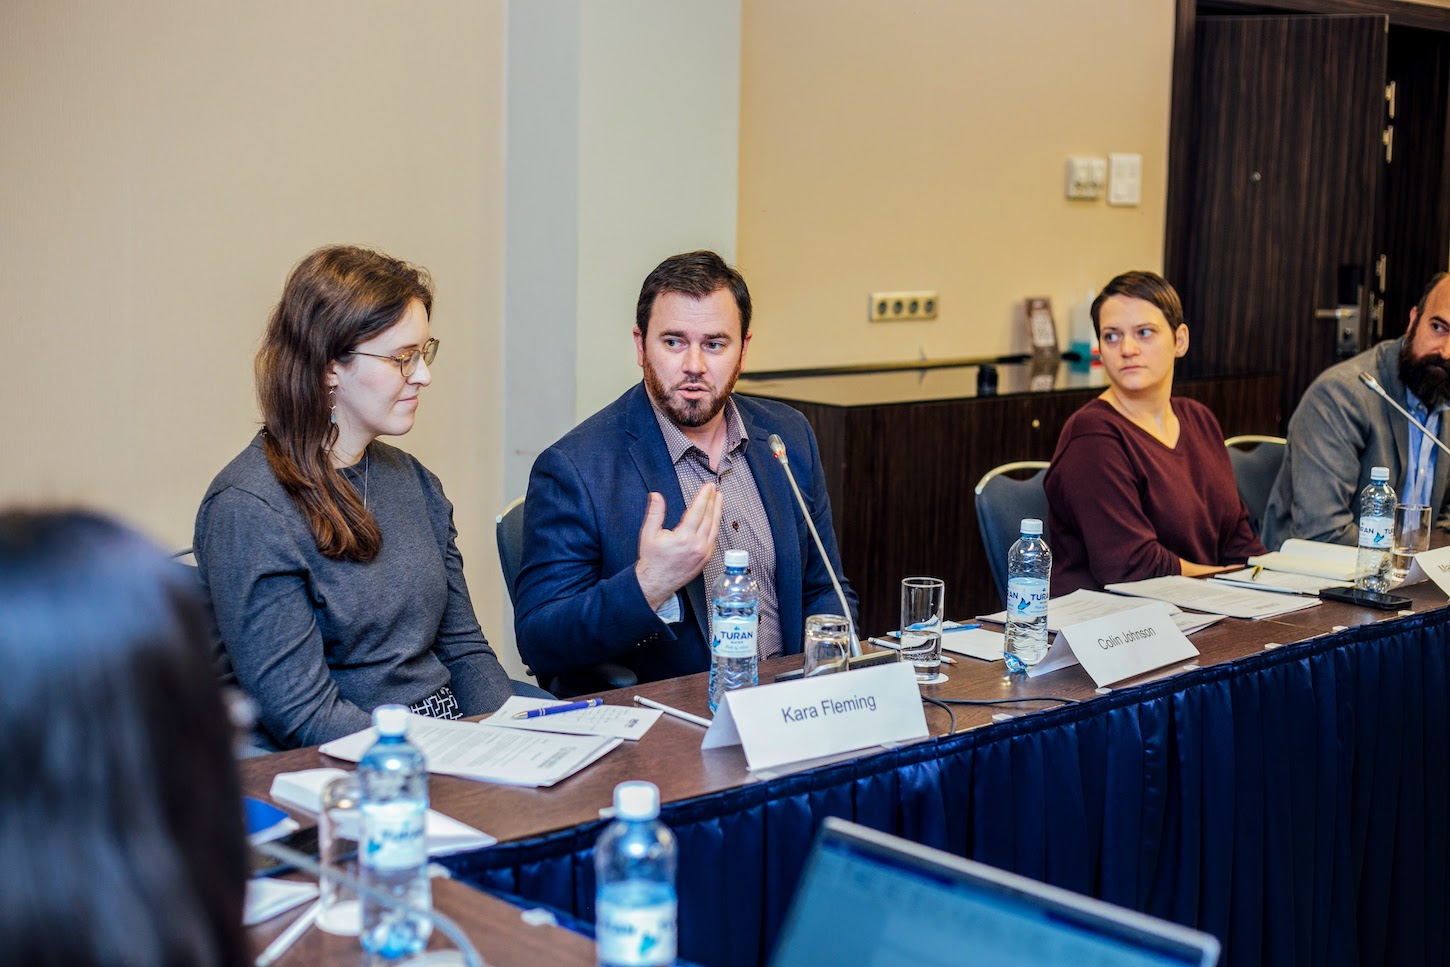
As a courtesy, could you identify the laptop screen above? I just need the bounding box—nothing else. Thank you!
[769,819,1219,967]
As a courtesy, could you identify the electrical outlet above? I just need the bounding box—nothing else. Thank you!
[869,291,938,322]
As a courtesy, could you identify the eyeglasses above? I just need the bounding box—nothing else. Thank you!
[346,337,439,377]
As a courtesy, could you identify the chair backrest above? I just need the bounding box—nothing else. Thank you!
[496,496,526,606]
[973,462,1051,609]
[1224,436,1287,539]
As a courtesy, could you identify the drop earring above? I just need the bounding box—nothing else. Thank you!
[322,387,337,453]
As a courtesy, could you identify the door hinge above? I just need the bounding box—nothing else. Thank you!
[1386,81,1397,120]
[1384,125,1394,164]
[1376,254,1388,293]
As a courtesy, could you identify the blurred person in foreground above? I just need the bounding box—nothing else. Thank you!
[0,508,248,967]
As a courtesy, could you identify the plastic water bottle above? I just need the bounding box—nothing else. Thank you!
[1005,518,1052,668]
[709,549,758,711]
[595,781,678,967]
[359,705,431,959]
[1356,466,1396,592]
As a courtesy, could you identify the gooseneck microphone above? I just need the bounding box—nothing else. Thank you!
[1358,371,1450,459]
[767,433,862,658]
[255,839,484,967]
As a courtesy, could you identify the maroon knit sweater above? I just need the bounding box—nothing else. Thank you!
[1044,398,1265,596]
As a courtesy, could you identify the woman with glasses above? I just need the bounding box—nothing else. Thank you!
[1043,270,1264,595]
[195,245,519,749]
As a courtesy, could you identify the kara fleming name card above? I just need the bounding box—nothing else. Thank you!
[701,662,928,771]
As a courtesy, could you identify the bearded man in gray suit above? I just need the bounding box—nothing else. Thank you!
[1264,273,1450,550]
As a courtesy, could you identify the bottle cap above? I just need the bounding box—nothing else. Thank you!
[1020,518,1043,536]
[1371,466,1389,482]
[373,704,409,737]
[724,549,749,569]
[614,780,660,821]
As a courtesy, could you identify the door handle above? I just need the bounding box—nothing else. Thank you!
[1315,307,1357,320]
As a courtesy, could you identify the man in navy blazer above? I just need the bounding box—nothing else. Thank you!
[515,251,856,693]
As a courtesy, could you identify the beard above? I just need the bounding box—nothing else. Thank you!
[642,356,743,428]
[1399,340,1450,410]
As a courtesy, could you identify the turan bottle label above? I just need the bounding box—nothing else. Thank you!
[597,898,677,966]
[361,803,426,871]
[712,615,757,659]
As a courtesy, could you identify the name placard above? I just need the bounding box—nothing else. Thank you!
[700,662,928,771]
[1056,602,1198,687]
[1414,545,1450,597]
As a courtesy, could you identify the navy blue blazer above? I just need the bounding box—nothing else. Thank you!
[514,383,857,686]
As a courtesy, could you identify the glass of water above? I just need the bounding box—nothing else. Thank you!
[318,773,363,936]
[1392,503,1432,582]
[900,577,945,683]
[803,614,851,676]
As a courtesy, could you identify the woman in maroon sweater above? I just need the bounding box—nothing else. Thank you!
[1044,271,1264,595]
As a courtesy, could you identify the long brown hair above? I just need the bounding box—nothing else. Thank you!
[256,245,433,561]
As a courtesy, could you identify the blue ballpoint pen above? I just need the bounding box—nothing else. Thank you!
[513,698,604,719]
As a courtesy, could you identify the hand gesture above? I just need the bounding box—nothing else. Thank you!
[635,485,722,610]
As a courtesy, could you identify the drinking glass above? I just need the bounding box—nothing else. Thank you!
[900,577,945,682]
[1392,503,1432,582]
[803,614,851,677]
[317,774,363,936]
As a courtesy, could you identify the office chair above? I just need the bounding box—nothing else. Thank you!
[973,461,1051,610]
[496,497,638,697]
[1223,435,1287,539]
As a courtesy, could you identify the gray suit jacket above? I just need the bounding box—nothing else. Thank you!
[1262,338,1450,549]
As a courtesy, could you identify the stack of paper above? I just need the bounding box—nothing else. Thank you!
[319,713,621,788]
[1104,575,1320,619]
[268,768,496,856]
[1212,568,1349,595]
[979,588,1223,635]
[1248,539,1357,582]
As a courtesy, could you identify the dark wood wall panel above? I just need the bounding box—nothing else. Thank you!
[1381,27,1450,339]
[751,373,1281,636]
[1177,16,1385,428]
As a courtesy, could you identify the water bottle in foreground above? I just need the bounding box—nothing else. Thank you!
[359,705,431,959]
[709,549,758,711]
[596,781,678,967]
[1355,466,1396,593]
[1005,518,1052,668]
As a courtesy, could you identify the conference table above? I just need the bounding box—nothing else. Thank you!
[242,580,1450,967]
[246,877,595,966]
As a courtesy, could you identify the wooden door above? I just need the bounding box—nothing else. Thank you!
[1173,15,1387,425]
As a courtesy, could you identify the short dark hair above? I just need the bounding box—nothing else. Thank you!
[1413,271,1450,328]
[635,250,752,339]
[1090,270,1185,337]
[0,510,248,967]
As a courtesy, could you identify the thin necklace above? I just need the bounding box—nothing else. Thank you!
[362,447,370,510]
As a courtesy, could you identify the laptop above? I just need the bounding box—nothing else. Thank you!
[769,818,1219,966]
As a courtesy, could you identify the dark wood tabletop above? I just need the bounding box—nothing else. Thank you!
[247,877,595,966]
[239,579,1449,847]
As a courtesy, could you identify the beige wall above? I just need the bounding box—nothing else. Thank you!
[0,0,511,664]
[738,0,1175,368]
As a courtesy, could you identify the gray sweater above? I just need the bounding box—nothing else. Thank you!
[194,435,512,748]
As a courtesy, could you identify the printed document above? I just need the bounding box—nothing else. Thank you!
[978,588,1221,634]
[481,697,661,741]
[1104,575,1320,619]
[319,713,620,787]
